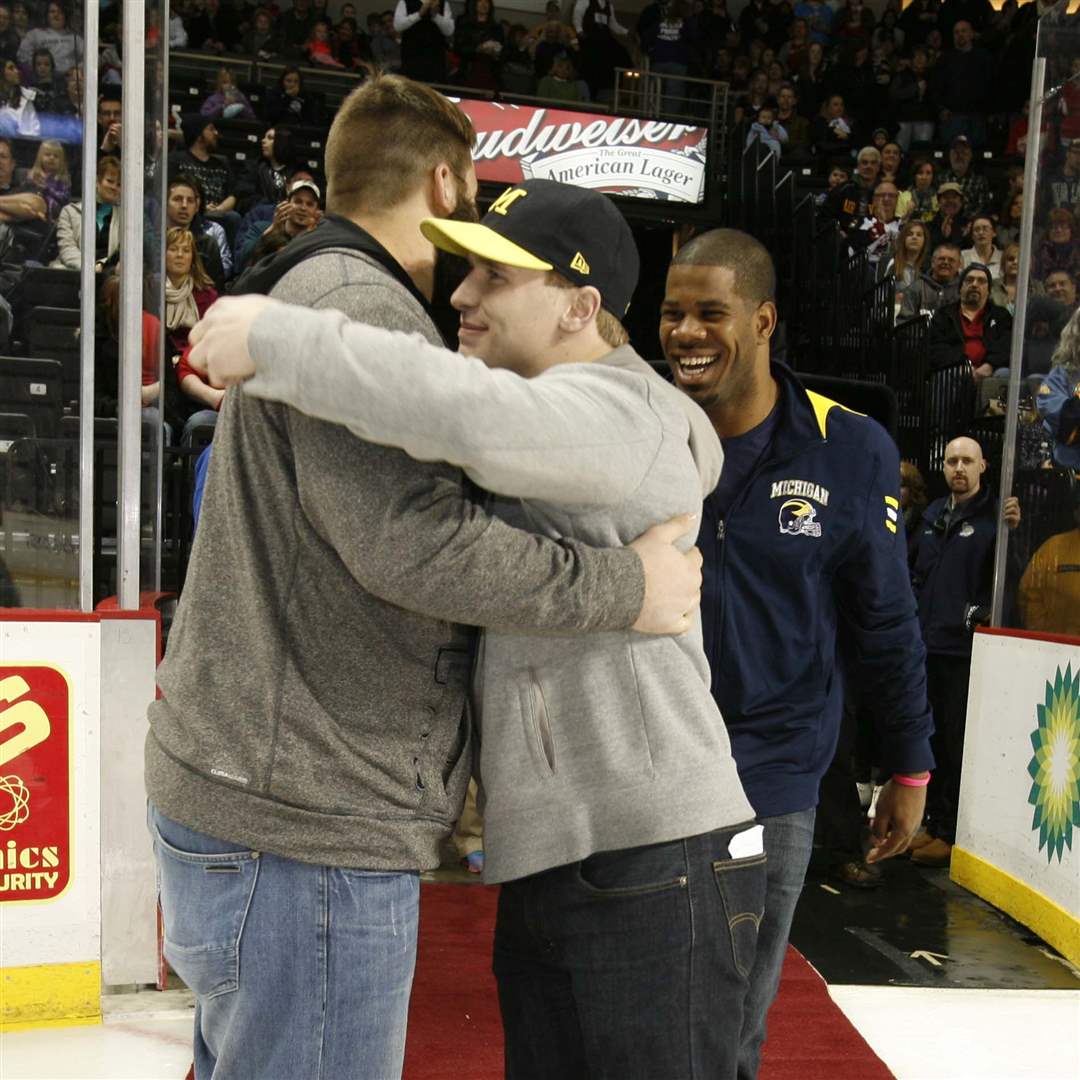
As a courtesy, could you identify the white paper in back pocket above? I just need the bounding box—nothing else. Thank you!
[728,824,765,859]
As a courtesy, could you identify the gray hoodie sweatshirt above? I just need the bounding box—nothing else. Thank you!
[243,306,755,883]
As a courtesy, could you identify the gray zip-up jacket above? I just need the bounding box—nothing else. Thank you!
[145,248,645,871]
[242,306,755,883]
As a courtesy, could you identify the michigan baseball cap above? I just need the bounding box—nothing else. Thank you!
[420,179,640,317]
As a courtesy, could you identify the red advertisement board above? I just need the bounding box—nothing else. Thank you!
[454,100,708,204]
[0,666,71,903]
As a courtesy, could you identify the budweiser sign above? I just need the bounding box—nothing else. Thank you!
[454,101,708,204]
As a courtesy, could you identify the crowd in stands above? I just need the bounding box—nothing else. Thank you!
[0,1,1076,655]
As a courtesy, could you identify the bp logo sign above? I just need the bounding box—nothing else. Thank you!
[1027,664,1080,863]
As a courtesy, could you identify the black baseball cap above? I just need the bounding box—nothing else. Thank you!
[420,179,640,318]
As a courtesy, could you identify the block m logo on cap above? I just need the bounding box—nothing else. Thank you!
[570,252,590,275]
[489,187,528,216]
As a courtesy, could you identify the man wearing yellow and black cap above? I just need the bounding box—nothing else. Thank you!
[190,178,764,1078]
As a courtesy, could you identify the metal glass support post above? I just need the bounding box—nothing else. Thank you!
[117,2,147,609]
[989,54,1046,627]
[77,2,100,613]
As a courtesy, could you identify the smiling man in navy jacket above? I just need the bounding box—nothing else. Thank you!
[660,228,936,1080]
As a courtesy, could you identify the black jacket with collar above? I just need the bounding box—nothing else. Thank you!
[928,299,1013,372]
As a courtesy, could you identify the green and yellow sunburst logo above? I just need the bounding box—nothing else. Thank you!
[1027,664,1080,864]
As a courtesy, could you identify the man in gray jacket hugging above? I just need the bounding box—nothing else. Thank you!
[190,179,764,1079]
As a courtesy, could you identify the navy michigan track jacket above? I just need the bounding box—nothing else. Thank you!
[700,363,935,819]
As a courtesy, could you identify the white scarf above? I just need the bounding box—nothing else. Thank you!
[165,276,199,331]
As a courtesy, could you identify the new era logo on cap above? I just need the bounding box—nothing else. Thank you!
[420,179,640,317]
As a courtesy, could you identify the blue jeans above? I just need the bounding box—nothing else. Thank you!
[149,805,420,1080]
[494,822,766,1079]
[737,807,816,1080]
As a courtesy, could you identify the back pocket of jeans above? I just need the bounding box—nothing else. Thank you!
[153,828,261,1000]
[712,854,767,978]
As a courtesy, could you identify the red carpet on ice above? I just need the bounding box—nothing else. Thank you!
[403,883,892,1079]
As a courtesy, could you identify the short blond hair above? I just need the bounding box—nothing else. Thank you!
[547,271,629,349]
[324,75,475,217]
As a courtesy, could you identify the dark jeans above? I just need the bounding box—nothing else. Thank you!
[737,808,816,1080]
[494,822,766,1080]
[925,652,971,843]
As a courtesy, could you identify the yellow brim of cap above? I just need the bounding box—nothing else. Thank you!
[420,218,553,271]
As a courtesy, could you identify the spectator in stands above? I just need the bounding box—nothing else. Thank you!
[934,19,992,147]
[996,190,1023,250]
[1034,209,1080,284]
[200,66,256,121]
[1019,484,1080,639]
[910,436,1020,866]
[279,0,316,52]
[335,16,373,72]
[165,174,227,291]
[0,6,18,62]
[1059,56,1080,149]
[25,137,68,219]
[897,156,937,222]
[991,243,1019,313]
[1045,270,1078,315]
[573,0,632,102]
[834,41,879,137]
[169,4,188,49]
[16,1,81,74]
[233,164,318,272]
[746,100,787,158]
[52,154,121,272]
[186,0,241,55]
[265,66,320,127]
[793,0,832,45]
[99,269,170,438]
[304,17,345,67]
[928,181,969,250]
[880,141,903,185]
[775,83,810,154]
[1045,143,1080,217]
[169,115,240,242]
[370,10,402,72]
[455,0,505,92]
[536,49,588,102]
[165,226,221,437]
[1037,309,1080,470]
[1005,97,1056,161]
[900,459,928,562]
[794,41,829,119]
[928,262,1012,381]
[854,179,901,266]
[395,0,455,84]
[834,0,874,49]
[812,93,855,159]
[939,135,991,218]
[738,0,787,49]
[238,6,283,59]
[248,176,322,263]
[641,0,693,117]
[29,46,57,113]
[962,214,1000,276]
[900,242,961,319]
[0,134,46,260]
[777,17,809,71]
[500,23,535,94]
[98,89,122,156]
[883,219,929,311]
[890,46,936,150]
[239,126,294,211]
[0,57,38,136]
[873,7,905,53]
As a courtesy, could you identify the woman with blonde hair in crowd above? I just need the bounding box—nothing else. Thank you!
[52,154,120,272]
[896,156,936,222]
[165,227,222,443]
[27,137,69,219]
[881,219,928,317]
[991,243,1020,314]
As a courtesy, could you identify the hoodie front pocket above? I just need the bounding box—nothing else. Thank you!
[520,671,556,777]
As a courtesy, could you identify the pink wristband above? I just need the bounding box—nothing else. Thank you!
[892,772,930,788]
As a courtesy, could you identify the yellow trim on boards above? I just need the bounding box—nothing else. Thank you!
[951,847,1080,967]
[0,961,101,1030]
